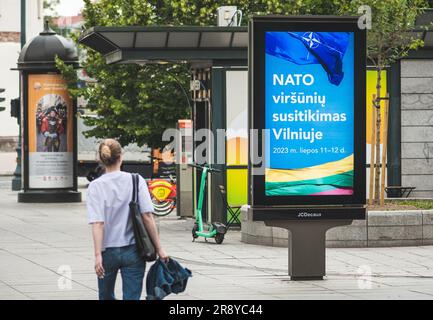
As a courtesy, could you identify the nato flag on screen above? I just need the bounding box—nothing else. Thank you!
[265,31,350,85]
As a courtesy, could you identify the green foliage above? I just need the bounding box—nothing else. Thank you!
[337,0,428,67]
[80,0,342,28]
[44,0,61,29]
[57,55,191,148]
[43,0,60,15]
[388,200,433,209]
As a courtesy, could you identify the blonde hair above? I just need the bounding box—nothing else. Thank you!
[98,139,122,167]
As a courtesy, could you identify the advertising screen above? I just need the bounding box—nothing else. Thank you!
[249,16,366,217]
[265,31,355,197]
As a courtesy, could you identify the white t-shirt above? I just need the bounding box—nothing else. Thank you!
[86,171,154,250]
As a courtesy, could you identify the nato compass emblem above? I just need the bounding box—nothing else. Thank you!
[302,32,321,49]
[302,32,320,60]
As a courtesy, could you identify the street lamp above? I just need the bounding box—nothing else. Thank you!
[11,0,27,191]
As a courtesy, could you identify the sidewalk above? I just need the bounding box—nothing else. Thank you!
[1,178,433,299]
[0,153,16,175]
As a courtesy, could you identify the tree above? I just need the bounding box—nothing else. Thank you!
[43,0,61,28]
[57,0,343,151]
[338,0,427,204]
[43,0,60,15]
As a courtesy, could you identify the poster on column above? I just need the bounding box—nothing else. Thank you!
[265,31,355,197]
[28,74,73,189]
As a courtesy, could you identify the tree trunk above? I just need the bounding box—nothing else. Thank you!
[373,68,382,204]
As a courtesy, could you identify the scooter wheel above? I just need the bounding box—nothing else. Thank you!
[215,233,224,244]
[192,223,199,239]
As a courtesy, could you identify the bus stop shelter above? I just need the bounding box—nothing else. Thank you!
[78,26,248,224]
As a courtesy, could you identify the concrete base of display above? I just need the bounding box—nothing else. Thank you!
[18,190,82,203]
[241,206,433,248]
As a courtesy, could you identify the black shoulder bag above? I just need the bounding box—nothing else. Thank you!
[130,173,157,262]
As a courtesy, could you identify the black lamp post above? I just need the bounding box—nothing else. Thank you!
[16,21,81,203]
[11,0,26,191]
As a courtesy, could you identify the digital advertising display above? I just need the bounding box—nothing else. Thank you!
[249,16,366,218]
[265,31,354,197]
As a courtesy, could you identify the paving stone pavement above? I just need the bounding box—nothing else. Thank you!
[1,177,433,300]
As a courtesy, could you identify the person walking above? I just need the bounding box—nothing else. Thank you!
[86,139,168,300]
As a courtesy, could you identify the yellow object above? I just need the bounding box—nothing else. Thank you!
[366,70,387,145]
[149,180,172,201]
[266,155,354,183]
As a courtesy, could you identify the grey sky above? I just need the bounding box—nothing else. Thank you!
[56,0,85,16]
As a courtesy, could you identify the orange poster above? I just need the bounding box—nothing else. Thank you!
[28,74,74,189]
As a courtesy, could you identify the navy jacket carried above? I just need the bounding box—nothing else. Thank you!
[146,258,192,300]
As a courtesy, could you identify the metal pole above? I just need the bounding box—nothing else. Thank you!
[21,0,26,48]
[387,62,402,196]
[12,0,26,191]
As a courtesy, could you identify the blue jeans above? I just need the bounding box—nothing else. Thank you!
[98,244,146,300]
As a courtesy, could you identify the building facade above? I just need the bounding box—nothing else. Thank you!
[0,0,43,174]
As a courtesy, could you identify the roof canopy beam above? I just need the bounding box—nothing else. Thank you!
[78,26,248,65]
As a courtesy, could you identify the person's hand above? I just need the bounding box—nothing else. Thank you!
[157,248,169,263]
[94,254,105,279]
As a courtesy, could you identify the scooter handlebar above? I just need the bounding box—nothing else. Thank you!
[188,163,202,169]
[187,163,221,173]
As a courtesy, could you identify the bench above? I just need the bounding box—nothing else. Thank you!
[384,186,416,198]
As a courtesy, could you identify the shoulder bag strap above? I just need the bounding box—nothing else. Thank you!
[131,173,137,203]
[134,173,140,203]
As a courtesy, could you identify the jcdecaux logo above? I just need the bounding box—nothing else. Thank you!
[298,212,322,218]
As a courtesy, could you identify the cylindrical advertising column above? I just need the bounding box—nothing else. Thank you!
[16,22,81,203]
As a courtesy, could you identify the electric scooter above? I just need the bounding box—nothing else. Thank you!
[188,163,227,244]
